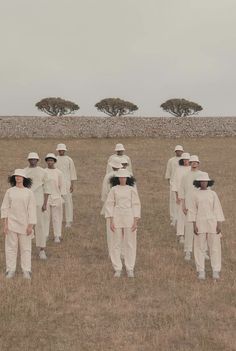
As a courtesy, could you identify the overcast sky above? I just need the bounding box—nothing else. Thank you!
[0,0,236,116]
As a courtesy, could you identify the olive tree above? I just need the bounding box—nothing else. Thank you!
[35,97,79,116]
[95,98,138,116]
[160,98,203,117]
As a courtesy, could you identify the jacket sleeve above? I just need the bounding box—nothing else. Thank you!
[1,190,10,218]
[28,191,37,225]
[59,172,67,196]
[104,188,115,218]
[187,192,197,222]
[178,175,185,200]
[213,192,225,222]
[128,157,133,174]
[165,159,171,179]
[131,187,141,219]
[171,169,178,192]
[106,156,112,174]
[43,171,51,195]
[69,158,77,181]
[101,175,111,202]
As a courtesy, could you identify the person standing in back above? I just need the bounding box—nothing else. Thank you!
[106,143,132,174]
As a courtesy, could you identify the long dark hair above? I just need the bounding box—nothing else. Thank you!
[193,180,215,188]
[110,176,136,187]
[8,175,33,188]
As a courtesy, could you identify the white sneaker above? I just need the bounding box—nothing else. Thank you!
[184,251,191,261]
[23,271,31,280]
[178,236,185,244]
[213,271,220,280]
[54,236,61,243]
[65,222,72,228]
[198,271,205,280]
[127,270,134,278]
[39,250,47,260]
[114,271,121,277]
[6,271,15,279]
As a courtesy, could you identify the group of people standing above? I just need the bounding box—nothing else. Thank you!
[1,144,77,279]
[165,145,225,280]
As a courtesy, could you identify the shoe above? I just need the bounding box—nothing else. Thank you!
[198,271,205,280]
[65,222,72,228]
[184,251,191,261]
[178,236,185,244]
[39,250,47,260]
[213,271,220,280]
[127,270,134,278]
[205,252,210,260]
[23,271,31,280]
[6,271,15,279]
[54,236,61,243]
[114,271,121,277]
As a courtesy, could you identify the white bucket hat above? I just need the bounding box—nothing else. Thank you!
[27,152,40,160]
[13,169,27,178]
[115,169,131,178]
[56,143,67,151]
[109,158,123,169]
[189,155,200,163]
[45,153,57,161]
[175,145,184,151]
[115,143,125,151]
[196,172,211,182]
[180,152,190,160]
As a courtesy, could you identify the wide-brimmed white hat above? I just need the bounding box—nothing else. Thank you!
[56,143,67,151]
[45,153,57,161]
[175,145,184,151]
[180,152,190,160]
[27,152,40,160]
[189,155,200,163]
[196,172,211,182]
[13,169,27,178]
[115,169,131,178]
[109,158,123,169]
[115,143,125,151]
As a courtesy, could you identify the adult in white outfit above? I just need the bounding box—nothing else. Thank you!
[188,172,225,280]
[24,152,51,260]
[105,169,141,278]
[106,143,132,174]
[101,157,123,256]
[1,169,37,279]
[165,145,184,226]
[171,152,191,254]
[178,155,203,260]
[56,143,77,228]
[44,153,66,243]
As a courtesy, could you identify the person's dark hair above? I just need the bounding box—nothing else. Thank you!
[193,180,215,188]
[179,159,184,166]
[8,175,33,188]
[110,176,136,187]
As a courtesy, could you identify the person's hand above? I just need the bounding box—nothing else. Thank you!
[26,224,33,236]
[216,222,222,234]
[3,223,8,235]
[176,197,181,205]
[182,207,188,215]
[131,221,138,232]
[42,204,47,212]
[194,223,199,235]
[70,185,74,193]
[110,220,115,232]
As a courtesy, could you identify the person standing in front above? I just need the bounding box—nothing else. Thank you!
[44,153,66,243]
[24,152,51,260]
[1,169,37,279]
[188,172,225,280]
[56,143,77,228]
[165,145,184,226]
[106,143,133,174]
[105,169,141,278]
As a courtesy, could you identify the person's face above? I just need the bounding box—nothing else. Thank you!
[190,161,199,169]
[15,175,24,185]
[119,177,127,185]
[200,181,208,190]
[122,163,128,169]
[175,150,183,157]
[58,150,65,156]
[183,159,189,166]
[117,150,124,156]
[28,158,38,167]
[46,158,56,168]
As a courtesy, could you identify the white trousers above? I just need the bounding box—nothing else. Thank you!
[35,205,47,248]
[5,231,32,272]
[63,191,73,224]
[110,228,137,272]
[106,219,125,258]
[169,189,177,222]
[176,204,194,252]
[194,233,221,272]
[45,203,63,238]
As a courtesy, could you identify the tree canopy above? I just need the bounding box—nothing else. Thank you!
[35,97,79,116]
[95,98,138,117]
[160,98,203,117]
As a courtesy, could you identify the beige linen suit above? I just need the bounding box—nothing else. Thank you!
[106,155,132,174]
[165,156,181,223]
[1,187,37,272]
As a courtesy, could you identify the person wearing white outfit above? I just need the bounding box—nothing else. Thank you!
[105,169,141,278]
[188,172,225,280]
[101,157,123,257]
[56,143,77,228]
[171,153,191,250]
[165,145,184,226]
[44,153,66,243]
[1,169,37,279]
[24,152,51,260]
[106,143,132,174]
[179,155,203,260]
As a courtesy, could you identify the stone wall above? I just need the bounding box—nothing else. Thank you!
[0,116,235,138]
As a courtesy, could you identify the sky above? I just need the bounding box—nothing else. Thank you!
[0,0,236,117]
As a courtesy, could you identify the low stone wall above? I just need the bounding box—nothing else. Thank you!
[0,116,235,138]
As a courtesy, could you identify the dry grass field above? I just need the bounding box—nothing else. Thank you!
[0,137,235,351]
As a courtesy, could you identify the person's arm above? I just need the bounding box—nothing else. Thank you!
[42,194,49,212]
[42,172,51,211]
[213,192,225,234]
[69,158,77,192]
[1,190,10,234]
[27,191,37,235]
[131,188,141,232]
[104,188,115,231]
[165,159,171,182]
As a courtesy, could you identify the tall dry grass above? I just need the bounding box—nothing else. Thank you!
[0,137,235,351]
